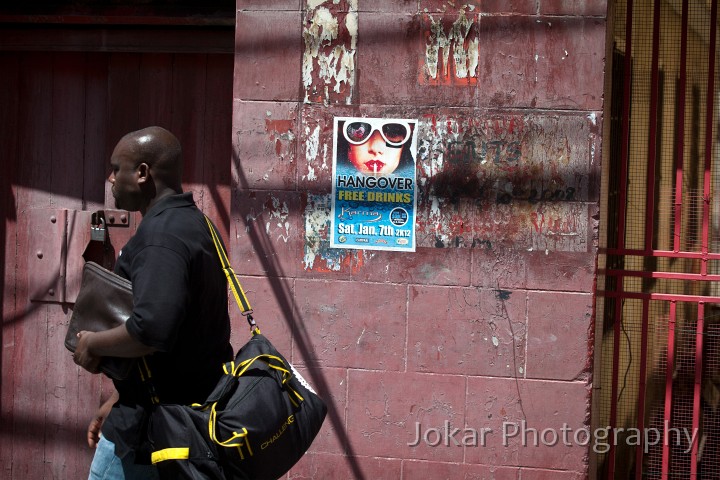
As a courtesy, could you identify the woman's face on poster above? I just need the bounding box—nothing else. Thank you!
[343,120,411,176]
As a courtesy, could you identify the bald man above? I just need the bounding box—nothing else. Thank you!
[74,127,233,479]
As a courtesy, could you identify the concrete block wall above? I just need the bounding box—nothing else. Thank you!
[231,1,606,478]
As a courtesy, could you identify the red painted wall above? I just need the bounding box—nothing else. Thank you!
[232,1,605,479]
[0,1,606,478]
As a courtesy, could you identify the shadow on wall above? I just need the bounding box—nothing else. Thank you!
[232,148,366,479]
[0,149,12,434]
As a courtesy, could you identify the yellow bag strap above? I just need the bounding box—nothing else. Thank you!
[204,215,259,334]
[140,216,260,406]
[138,357,160,405]
[151,448,189,464]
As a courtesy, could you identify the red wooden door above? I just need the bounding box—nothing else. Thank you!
[0,44,233,478]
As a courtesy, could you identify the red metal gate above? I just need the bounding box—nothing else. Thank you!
[595,0,720,478]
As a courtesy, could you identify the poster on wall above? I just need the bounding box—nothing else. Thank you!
[330,116,418,252]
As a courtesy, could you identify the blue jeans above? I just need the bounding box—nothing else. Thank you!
[89,435,159,480]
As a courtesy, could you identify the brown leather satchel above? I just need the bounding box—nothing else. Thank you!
[65,261,136,380]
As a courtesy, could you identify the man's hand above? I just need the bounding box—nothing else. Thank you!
[73,331,101,373]
[73,324,156,365]
[88,391,119,448]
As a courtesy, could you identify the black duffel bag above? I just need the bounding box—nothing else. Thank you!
[144,216,327,479]
[147,332,327,480]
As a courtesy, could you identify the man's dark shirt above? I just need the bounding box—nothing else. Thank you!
[102,193,233,459]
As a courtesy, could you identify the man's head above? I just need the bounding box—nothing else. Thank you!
[108,126,183,214]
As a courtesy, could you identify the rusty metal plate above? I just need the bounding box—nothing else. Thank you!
[27,208,136,304]
[27,208,66,302]
[104,209,137,259]
[65,209,93,304]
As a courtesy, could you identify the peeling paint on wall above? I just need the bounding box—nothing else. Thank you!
[241,194,292,244]
[421,9,479,85]
[265,118,296,165]
[304,124,321,181]
[303,193,356,271]
[266,196,291,243]
[297,109,594,254]
[528,203,588,252]
[414,112,594,251]
[303,1,358,105]
[300,106,347,186]
[233,105,298,190]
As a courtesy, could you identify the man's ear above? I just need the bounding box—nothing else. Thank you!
[137,163,150,184]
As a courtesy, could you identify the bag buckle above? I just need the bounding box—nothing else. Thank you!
[244,311,259,334]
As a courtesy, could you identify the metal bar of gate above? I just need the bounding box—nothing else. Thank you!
[604,248,720,259]
[601,291,720,304]
[691,303,705,477]
[702,0,718,268]
[691,6,716,470]
[608,0,635,475]
[635,298,651,478]
[673,0,689,253]
[604,269,720,282]
[608,295,624,478]
[617,0,633,253]
[662,302,677,478]
[644,0,661,255]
